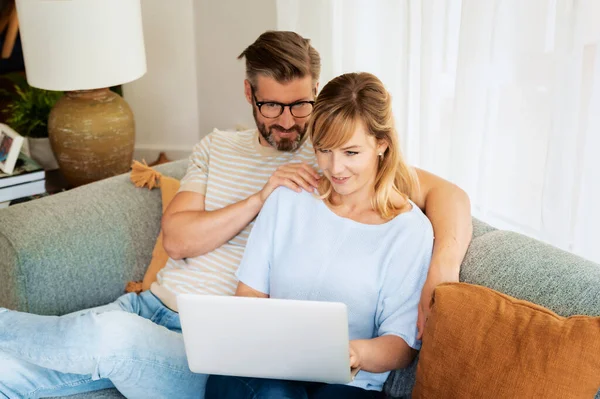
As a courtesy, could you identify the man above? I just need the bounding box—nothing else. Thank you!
[0,31,471,399]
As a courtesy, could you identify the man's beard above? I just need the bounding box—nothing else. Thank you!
[253,108,306,152]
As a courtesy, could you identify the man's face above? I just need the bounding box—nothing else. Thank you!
[245,75,315,152]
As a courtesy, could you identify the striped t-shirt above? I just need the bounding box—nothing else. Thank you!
[151,128,316,310]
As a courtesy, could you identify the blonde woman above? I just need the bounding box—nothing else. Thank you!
[206,72,434,399]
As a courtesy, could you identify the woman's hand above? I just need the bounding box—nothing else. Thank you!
[349,336,415,373]
[349,340,364,369]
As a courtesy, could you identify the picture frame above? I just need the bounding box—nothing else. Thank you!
[0,123,24,174]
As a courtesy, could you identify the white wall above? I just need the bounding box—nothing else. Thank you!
[194,0,277,137]
[124,0,200,163]
[124,0,277,163]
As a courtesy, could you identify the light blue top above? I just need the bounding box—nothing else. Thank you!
[237,187,434,391]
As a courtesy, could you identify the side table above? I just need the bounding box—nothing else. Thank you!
[45,168,70,194]
[7,169,70,207]
[7,152,171,207]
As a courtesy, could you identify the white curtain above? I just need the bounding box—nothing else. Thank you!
[277,0,600,264]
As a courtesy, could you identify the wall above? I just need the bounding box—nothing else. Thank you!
[124,0,277,163]
[123,0,200,163]
[194,0,277,137]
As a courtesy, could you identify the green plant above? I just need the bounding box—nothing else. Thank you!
[1,78,63,138]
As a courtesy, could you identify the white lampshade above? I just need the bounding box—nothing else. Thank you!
[15,0,147,91]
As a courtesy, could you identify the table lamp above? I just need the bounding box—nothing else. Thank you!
[15,0,147,187]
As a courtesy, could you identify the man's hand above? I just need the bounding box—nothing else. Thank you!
[416,268,459,340]
[256,162,320,204]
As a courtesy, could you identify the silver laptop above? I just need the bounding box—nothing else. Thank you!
[177,294,353,384]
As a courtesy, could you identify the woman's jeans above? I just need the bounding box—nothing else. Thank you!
[0,291,207,399]
[206,375,384,399]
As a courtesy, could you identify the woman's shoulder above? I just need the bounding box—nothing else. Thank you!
[261,188,321,228]
[382,204,434,274]
[391,200,434,240]
[268,186,320,209]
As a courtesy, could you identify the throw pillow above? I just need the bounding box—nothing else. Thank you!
[413,282,600,399]
[125,160,180,293]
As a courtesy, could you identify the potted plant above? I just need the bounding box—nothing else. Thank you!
[1,73,63,170]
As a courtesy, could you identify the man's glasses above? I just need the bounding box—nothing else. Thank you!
[252,89,315,119]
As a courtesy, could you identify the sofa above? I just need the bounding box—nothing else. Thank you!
[1,159,599,399]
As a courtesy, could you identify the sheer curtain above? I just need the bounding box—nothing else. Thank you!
[277,0,600,264]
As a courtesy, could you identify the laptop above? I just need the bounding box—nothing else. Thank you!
[177,294,353,384]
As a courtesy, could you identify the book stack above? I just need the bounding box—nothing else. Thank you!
[0,153,46,208]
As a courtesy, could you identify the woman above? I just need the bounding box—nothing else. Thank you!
[205,72,434,399]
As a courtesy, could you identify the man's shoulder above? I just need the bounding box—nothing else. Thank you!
[191,128,256,158]
[291,139,317,167]
[297,138,315,155]
[205,128,255,145]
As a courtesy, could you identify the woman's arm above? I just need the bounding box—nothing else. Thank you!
[350,336,416,373]
[369,216,433,373]
[233,188,285,298]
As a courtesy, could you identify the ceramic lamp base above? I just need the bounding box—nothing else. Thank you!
[48,88,135,187]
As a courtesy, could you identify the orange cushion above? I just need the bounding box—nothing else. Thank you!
[413,283,600,398]
[140,174,179,291]
[125,162,180,293]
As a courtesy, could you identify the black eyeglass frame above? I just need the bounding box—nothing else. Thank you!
[251,87,315,119]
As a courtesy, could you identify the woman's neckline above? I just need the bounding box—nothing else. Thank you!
[314,193,415,228]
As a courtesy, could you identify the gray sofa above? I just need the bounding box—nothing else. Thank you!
[1,160,599,399]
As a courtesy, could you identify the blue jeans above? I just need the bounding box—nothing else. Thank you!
[205,375,384,399]
[0,291,207,399]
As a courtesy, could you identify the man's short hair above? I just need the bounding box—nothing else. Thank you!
[238,31,321,88]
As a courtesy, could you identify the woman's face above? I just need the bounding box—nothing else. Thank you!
[316,122,387,198]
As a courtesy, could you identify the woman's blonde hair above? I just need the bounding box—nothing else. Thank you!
[308,72,419,219]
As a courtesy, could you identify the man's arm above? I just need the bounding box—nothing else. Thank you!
[412,168,472,279]
[162,162,320,260]
[411,168,473,337]
[161,191,262,260]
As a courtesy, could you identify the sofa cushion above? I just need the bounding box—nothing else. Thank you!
[0,160,188,315]
[413,283,600,398]
[471,216,496,239]
[460,229,600,317]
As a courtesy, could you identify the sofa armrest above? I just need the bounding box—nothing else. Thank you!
[0,160,187,315]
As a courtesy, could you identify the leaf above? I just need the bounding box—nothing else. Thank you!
[2,82,63,138]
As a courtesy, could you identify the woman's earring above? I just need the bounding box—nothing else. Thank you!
[378,152,384,158]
